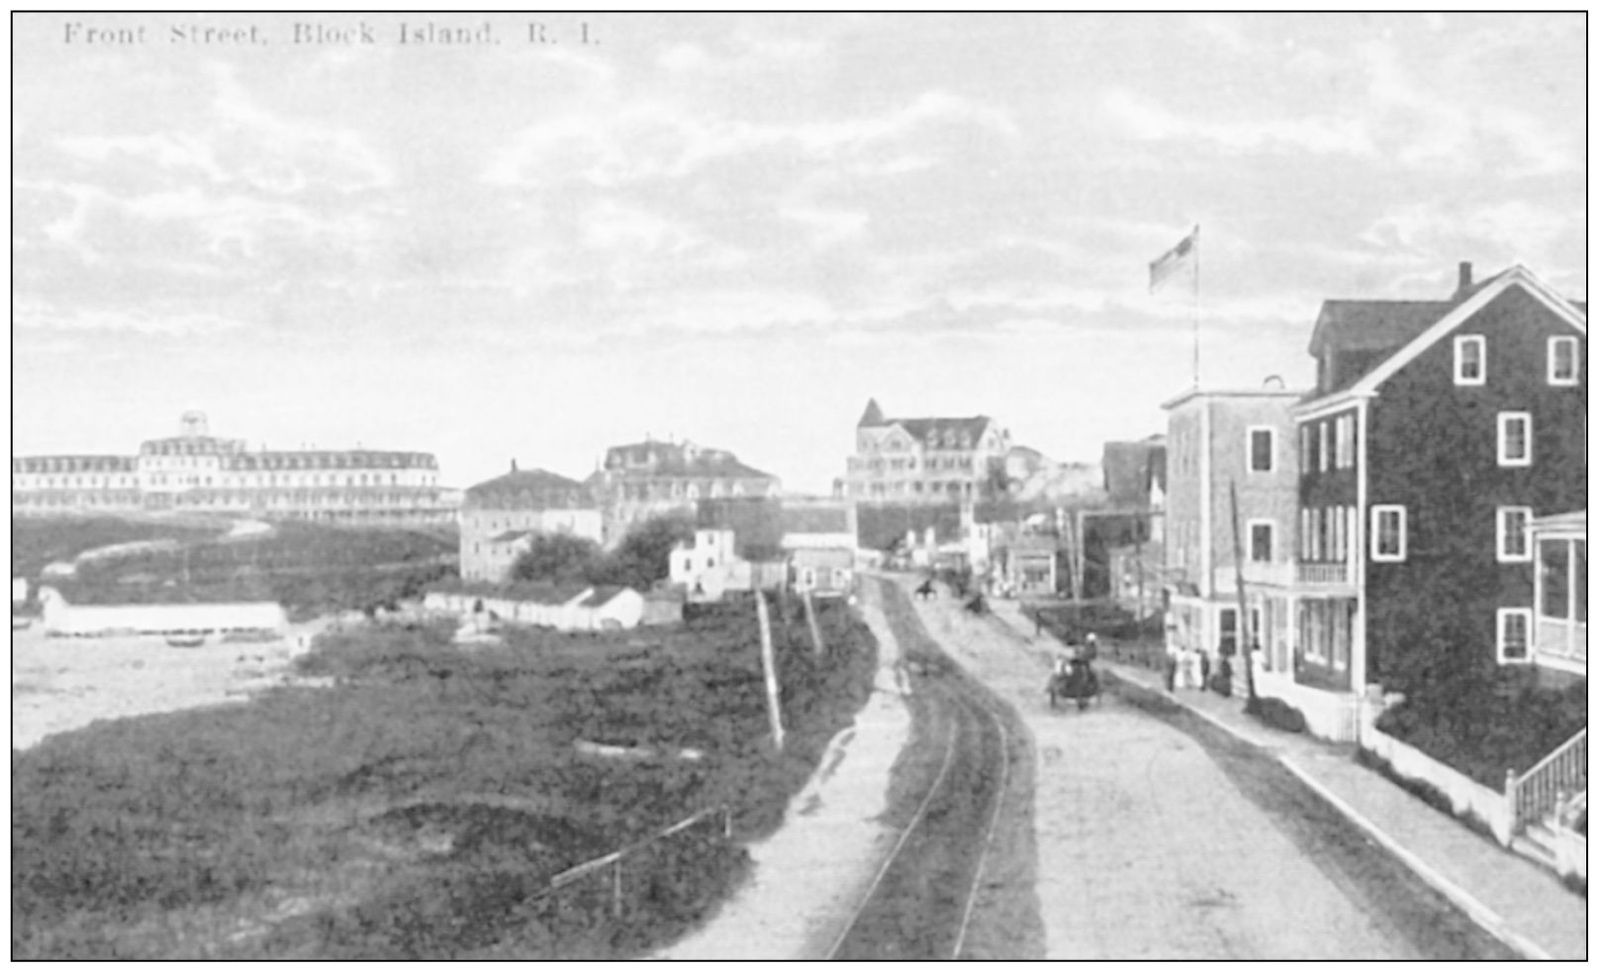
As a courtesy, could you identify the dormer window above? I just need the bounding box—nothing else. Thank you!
[1549,336,1579,385]
[1454,335,1486,386]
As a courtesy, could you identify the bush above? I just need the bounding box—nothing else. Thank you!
[1246,696,1307,734]
[1374,668,1586,789]
[1355,747,1456,817]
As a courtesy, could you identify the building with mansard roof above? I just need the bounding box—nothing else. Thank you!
[586,437,781,547]
[12,411,450,526]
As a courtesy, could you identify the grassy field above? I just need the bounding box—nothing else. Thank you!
[11,593,876,959]
[11,516,228,578]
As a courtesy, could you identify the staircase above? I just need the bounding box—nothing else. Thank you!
[1506,730,1587,883]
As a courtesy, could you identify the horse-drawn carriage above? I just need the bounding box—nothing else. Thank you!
[1047,657,1101,710]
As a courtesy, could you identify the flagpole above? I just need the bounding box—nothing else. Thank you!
[1192,223,1201,389]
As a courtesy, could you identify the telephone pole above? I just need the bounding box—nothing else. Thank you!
[1229,480,1258,704]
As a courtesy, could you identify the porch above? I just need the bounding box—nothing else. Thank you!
[1533,514,1585,678]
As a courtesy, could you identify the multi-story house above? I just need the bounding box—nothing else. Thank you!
[845,398,1011,504]
[458,464,601,583]
[587,438,780,548]
[1162,387,1305,695]
[1289,263,1586,717]
[12,411,449,526]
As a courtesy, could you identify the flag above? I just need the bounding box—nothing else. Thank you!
[1148,225,1199,294]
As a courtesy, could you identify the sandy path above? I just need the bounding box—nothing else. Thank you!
[905,585,1410,960]
[11,618,331,751]
[656,581,912,960]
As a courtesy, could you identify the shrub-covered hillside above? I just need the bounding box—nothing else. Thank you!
[12,593,876,959]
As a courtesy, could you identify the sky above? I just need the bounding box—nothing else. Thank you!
[10,12,1587,494]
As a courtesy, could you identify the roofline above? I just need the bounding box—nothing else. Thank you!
[1160,387,1311,410]
[1291,389,1379,420]
[1531,511,1586,532]
[1342,265,1586,397]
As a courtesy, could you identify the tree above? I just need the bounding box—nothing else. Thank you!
[592,514,696,591]
[510,534,604,587]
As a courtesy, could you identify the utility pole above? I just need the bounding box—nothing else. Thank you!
[755,592,785,751]
[1229,480,1258,704]
[1134,530,1145,620]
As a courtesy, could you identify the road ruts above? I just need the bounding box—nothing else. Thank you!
[827,578,1016,961]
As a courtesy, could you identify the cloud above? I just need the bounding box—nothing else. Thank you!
[484,89,1017,189]
[57,133,231,184]
[1357,40,1581,177]
[1359,200,1579,267]
[579,199,699,254]
[776,203,868,246]
[19,178,375,269]
[15,300,247,336]
[1102,88,1376,157]
[207,62,393,193]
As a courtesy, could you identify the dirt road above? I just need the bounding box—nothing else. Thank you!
[902,579,1514,960]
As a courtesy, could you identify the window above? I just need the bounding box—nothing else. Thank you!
[1549,336,1579,385]
[1247,427,1274,473]
[1335,413,1356,469]
[1371,505,1406,561]
[1495,507,1532,563]
[1249,521,1274,563]
[1539,539,1571,620]
[1497,412,1531,467]
[1454,335,1486,385]
[1496,608,1532,663]
[1317,421,1330,472]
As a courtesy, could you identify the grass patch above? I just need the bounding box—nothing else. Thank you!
[42,520,459,621]
[12,594,876,959]
[11,515,225,577]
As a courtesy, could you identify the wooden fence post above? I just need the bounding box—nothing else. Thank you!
[611,858,623,918]
[802,589,825,657]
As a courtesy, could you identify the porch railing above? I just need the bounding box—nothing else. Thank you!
[1296,561,1353,585]
[1506,728,1587,837]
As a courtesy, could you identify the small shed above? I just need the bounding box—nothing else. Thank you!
[792,548,855,597]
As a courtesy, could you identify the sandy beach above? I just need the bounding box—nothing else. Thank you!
[11,618,330,751]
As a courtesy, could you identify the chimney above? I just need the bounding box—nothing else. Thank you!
[511,458,518,473]
[1457,261,1474,297]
